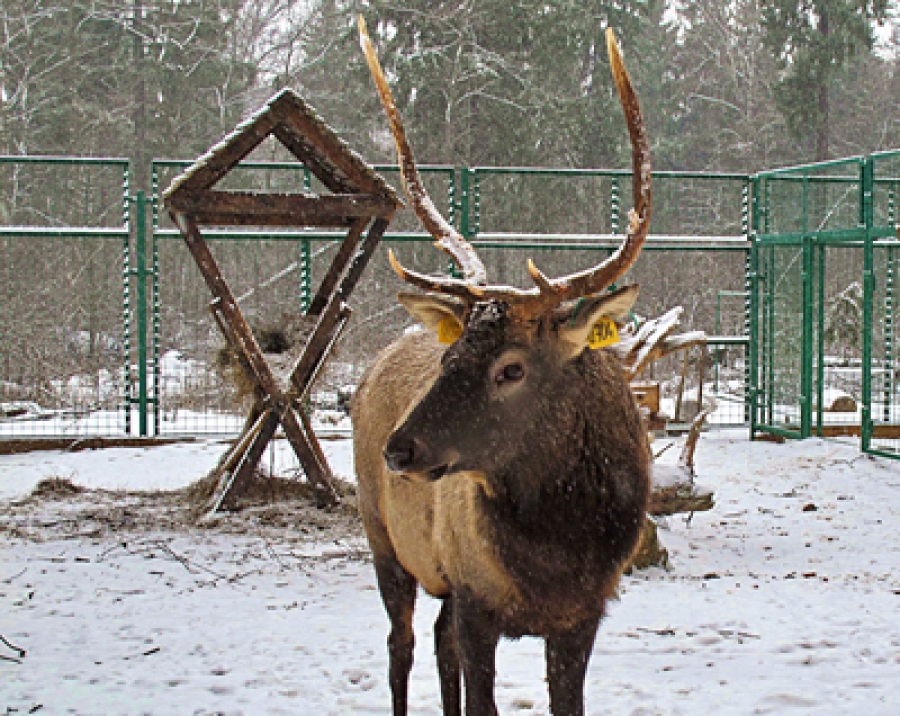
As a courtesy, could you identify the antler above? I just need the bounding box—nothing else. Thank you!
[360,19,651,315]
[359,17,487,289]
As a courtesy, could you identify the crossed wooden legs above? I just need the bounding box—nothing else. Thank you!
[172,211,389,514]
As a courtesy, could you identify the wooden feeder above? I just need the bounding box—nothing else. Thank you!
[163,88,402,513]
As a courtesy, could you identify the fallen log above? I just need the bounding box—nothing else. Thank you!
[648,410,714,516]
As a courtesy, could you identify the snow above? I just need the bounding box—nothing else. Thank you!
[2,430,900,714]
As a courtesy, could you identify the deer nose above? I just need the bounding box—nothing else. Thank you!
[384,435,417,473]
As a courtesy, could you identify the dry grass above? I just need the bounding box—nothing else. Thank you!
[1,469,363,547]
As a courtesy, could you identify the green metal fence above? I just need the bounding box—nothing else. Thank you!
[0,156,132,438]
[750,152,900,458]
[2,155,753,440]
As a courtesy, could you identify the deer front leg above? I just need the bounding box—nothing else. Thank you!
[374,555,418,716]
[545,618,600,716]
[434,597,461,716]
[454,593,501,716]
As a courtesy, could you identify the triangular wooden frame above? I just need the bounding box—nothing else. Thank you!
[163,89,401,514]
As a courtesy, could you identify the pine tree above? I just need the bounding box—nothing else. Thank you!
[760,0,889,161]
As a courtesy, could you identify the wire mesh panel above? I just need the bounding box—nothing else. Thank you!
[816,244,865,433]
[869,240,900,456]
[468,168,751,428]
[472,240,750,427]
[1,234,129,437]
[471,168,748,238]
[3,155,758,441]
[753,240,807,436]
[0,157,130,438]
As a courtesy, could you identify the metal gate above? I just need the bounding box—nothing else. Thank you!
[750,154,900,459]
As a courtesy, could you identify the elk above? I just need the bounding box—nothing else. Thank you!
[353,17,651,716]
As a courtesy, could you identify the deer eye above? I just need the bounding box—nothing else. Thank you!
[495,362,525,386]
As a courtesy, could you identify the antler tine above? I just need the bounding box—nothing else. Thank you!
[386,249,486,300]
[526,28,651,307]
[359,16,488,291]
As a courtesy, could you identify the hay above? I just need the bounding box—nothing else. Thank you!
[31,477,85,498]
[184,465,356,516]
[215,314,317,402]
[3,472,363,546]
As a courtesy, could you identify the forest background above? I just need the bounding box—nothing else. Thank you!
[3,0,898,179]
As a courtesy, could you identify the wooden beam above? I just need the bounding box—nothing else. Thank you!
[289,303,352,403]
[165,111,281,194]
[288,218,389,398]
[307,217,368,316]
[280,406,339,505]
[166,191,397,227]
[216,410,281,512]
[217,408,270,478]
[337,217,391,297]
[271,124,358,195]
[273,96,396,199]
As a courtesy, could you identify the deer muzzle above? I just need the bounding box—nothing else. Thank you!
[383,432,454,481]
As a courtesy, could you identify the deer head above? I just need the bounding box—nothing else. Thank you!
[359,17,651,480]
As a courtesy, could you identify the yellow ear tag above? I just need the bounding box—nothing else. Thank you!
[587,317,619,350]
[437,317,463,344]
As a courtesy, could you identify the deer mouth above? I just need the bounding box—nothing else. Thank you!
[427,464,450,481]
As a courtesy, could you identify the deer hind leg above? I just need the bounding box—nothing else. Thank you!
[374,555,418,716]
[434,597,461,716]
[545,618,601,716]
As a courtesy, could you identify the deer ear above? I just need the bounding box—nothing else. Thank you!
[558,284,639,356]
[397,292,467,343]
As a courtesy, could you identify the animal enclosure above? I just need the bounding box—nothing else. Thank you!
[1,150,898,459]
[749,150,900,459]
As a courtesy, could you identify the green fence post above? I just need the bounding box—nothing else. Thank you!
[301,167,312,312]
[448,167,456,228]
[300,239,311,313]
[134,191,149,437]
[861,157,875,452]
[451,166,469,278]
[472,169,481,236]
[123,165,132,435]
[815,241,826,437]
[748,175,761,438]
[884,188,895,423]
[743,179,752,426]
[798,172,813,437]
[610,177,620,234]
[150,165,161,436]
[801,232,813,438]
[886,245,895,424]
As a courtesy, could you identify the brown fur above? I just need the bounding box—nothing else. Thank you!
[352,296,650,716]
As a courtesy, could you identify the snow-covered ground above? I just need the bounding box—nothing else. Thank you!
[2,430,899,715]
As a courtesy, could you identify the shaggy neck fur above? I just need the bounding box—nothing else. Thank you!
[476,349,650,635]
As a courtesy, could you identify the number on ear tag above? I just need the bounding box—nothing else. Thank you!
[587,317,619,350]
[437,317,463,344]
